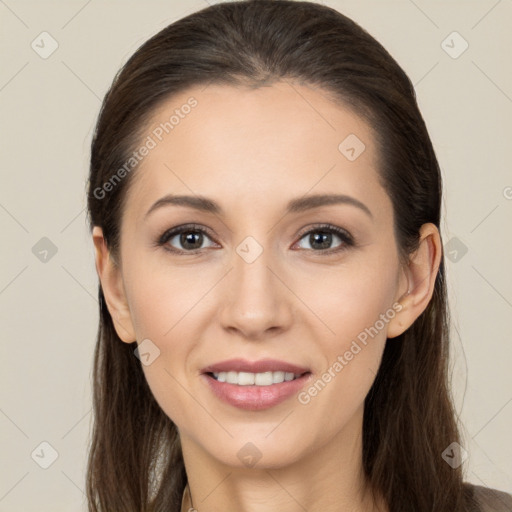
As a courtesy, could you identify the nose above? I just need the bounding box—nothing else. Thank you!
[218,243,294,340]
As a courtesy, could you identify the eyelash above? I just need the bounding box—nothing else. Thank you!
[156,223,355,256]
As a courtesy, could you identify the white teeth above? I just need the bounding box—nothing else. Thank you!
[211,371,302,386]
[238,372,255,385]
[255,371,273,385]
[226,371,238,384]
[273,371,285,383]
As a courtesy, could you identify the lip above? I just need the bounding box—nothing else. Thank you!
[201,358,310,375]
[200,358,312,411]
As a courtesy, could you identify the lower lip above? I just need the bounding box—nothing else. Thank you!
[202,373,312,411]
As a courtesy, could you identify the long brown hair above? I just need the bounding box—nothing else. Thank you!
[86,1,474,510]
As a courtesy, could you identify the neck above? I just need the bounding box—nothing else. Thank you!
[179,407,387,512]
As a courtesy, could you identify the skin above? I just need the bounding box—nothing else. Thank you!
[93,80,442,512]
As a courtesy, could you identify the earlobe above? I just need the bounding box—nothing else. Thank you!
[386,223,442,339]
[92,226,137,343]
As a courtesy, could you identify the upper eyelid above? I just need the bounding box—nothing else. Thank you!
[296,223,352,239]
[159,223,214,239]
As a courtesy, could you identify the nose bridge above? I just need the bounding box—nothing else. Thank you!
[219,234,292,337]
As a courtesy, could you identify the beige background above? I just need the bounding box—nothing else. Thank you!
[1,0,511,510]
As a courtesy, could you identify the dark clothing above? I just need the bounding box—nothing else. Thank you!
[467,483,512,511]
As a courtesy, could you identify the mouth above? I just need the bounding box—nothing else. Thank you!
[200,359,312,410]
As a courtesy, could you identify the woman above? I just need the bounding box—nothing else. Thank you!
[86,1,512,511]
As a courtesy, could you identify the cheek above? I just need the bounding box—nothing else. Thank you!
[123,263,216,419]
[294,254,398,412]
[304,253,399,351]
[126,262,208,340]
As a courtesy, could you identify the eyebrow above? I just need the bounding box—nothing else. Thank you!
[145,193,373,219]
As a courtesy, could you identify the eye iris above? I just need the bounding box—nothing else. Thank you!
[181,231,203,250]
[310,231,332,250]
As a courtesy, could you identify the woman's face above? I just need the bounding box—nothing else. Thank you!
[109,81,411,468]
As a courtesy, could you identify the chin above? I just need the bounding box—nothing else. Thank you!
[192,429,311,470]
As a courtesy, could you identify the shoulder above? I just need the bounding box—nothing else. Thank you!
[464,483,512,512]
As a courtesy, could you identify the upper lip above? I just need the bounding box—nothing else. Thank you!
[201,358,310,375]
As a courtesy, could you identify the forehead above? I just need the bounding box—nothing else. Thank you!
[123,81,388,222]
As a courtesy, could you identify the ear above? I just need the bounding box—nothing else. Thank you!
[387,223,442,339]
[92,226,136,343]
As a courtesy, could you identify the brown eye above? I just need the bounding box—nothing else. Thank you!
[178,231,205,250]
[158,225,218,253]
[295,225,354,253]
